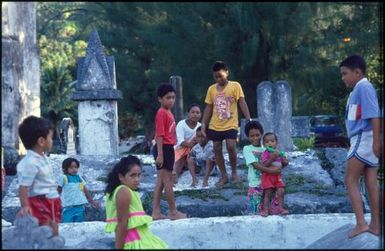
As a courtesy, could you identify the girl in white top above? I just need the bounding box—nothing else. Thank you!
[173,104,201,186]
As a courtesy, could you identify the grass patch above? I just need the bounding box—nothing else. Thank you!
[314,148,334,171]
[96,176,107,182]
[285,173,306,186]
[293,136,315,151]
[141,192,154,209]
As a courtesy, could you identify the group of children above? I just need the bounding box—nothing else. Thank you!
[12,55,380,249]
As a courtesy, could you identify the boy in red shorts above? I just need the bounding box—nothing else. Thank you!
[16,116,61,236]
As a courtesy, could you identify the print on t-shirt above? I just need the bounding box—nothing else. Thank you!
[214,93,235,120]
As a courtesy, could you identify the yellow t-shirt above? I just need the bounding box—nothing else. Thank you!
[204,81,245,131]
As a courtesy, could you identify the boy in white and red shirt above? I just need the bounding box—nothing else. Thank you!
[340,55,380,238]
[16,116,61,236]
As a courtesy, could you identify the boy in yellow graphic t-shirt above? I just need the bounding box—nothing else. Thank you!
[201,61,251,187]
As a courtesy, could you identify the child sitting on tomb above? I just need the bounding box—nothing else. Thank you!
[105,155,168,249]
[187,126,216,187]
[173,103,201,185]
[58,157,100,223]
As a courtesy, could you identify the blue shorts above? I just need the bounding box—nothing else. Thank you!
[62,205,85,223]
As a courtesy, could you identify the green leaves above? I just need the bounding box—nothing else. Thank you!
[37,2,382,140]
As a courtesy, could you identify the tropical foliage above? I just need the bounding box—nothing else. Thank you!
[37,2,383,143]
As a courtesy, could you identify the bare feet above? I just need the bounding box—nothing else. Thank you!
[190,179,198,187]
[231,174,242,183]
[202,179,209,187]
[168,211,187,220]
[259,210,269,217]
[151,213,168,221]
[348,224,369,239]
[215,177,229,188]
[278,208,289,215]
[368,223,380,236]
[172,172,178,184]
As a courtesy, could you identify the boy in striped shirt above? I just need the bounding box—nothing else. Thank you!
[340,55,381,238]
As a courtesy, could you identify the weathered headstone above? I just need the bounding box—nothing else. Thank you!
[1,215,65,249]
[170,76,184,123]
[71,29,122,155]
[240,117,309,142]
[257,81,275,134]
[60,117,77,155]
[274,80,293,151]
[256,81,293,151]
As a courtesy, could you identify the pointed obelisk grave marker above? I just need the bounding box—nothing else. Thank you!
[71,29,122,155]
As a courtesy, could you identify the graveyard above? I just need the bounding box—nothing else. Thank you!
[2,2,383,250]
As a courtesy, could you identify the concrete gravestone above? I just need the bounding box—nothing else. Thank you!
[257,80,293,151]
[71,29,122,155]
[60,117,77,155]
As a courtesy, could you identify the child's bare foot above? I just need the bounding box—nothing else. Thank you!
[152,213,168,221]
[278,208,289,215]
[202,179,209,187]
[259,210,269,217]
[348,224,369,239]
[231,174,242,183]
[368,223,380,236]
[172,172,178,184]
[190,180,198,187]
[168,211,187,220]
[215,177,228,188]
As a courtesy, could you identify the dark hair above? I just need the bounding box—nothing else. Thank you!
[244,120,264,137]
[105,155,141,199]
[187,103,200,112]
[263,132,278,142]
[196,126,202,132]
[339,55,366,75]
[18,115,55,149]
[62,157,80,174]
[157,83,175,98]
[212,61,228,72]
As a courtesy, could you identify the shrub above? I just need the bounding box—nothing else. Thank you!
[293,136,315,151]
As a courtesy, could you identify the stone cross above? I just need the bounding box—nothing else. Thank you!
[257,80,293,151]
[71,29,122,155]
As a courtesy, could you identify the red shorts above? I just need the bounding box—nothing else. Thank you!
[28,195,62,225]
[261,173,285,190]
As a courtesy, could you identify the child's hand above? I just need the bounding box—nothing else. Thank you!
[91,201,101,208]
[269,166,282,174]
[17,206,32,217]
[373,141,380,158]
[282,157,289,167]
[156,155,164,168]
[201,126,207,138]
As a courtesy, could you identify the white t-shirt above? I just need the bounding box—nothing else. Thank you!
[17,150,59,198]
[175,119,201,149]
